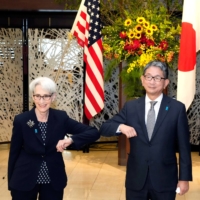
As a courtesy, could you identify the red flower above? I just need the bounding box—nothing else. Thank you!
[119,31,127,39]
[159,40,168,50]
[146,39,155,47]
[124,39,141,51]
[140,34,147,43]
[140,35,155,47]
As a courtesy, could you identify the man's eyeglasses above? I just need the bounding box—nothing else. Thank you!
[33,94,53,101]
[144,75,166,82]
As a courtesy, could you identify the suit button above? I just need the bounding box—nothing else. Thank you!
[41,155,45,158]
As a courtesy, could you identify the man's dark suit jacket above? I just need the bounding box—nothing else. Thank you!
[8,108,99,191]
[100,95,192,192]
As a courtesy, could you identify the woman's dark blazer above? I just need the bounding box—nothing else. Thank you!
[100,95,192,192]
[8,107,100,191]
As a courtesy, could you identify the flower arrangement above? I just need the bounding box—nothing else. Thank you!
[102,5,181,98]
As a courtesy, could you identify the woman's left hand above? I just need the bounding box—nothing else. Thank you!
[56,138,73,152]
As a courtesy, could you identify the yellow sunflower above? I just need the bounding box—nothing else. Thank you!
[143,21,150,28]
[135,33,142,39]
[146,28,153,36]
[151,24,158,31]
[136,17,145,24]
[135,24,143,33]
[128,31,135,38]
[124,19,132,26]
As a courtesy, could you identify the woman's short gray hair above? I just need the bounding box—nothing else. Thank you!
[29,77,57,94]
[143,60,169,79]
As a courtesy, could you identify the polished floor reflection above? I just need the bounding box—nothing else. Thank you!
[0,143,199,200]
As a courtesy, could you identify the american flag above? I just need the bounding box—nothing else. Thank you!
[71,0,104,120]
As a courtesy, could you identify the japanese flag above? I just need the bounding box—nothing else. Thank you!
[177,0,200,110]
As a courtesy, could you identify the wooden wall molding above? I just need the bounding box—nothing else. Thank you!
[0,0,65,10]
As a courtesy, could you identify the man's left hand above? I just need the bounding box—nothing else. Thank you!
[56,138,73,152]
[177,181,189,195]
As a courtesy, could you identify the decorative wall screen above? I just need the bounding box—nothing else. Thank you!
[0,28,23,142]
[28,28,84,122]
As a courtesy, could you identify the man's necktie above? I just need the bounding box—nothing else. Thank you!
[146,101,157,140]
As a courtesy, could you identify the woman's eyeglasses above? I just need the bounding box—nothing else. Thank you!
[33,94,53,101]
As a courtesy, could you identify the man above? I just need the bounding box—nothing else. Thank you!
[100,60,192,200]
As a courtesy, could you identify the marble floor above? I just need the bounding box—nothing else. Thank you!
[0,143,199,200]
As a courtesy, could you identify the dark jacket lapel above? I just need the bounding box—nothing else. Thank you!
[151,94,171,140]
[136,96,150,142]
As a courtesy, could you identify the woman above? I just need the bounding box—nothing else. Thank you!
[8,76,100,200]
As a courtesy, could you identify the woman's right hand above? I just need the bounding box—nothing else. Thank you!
[56,138,73,152]
[119,124,137,138]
